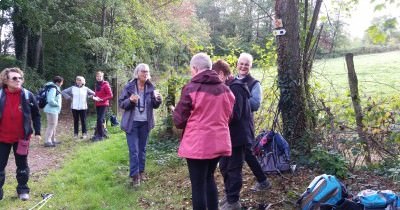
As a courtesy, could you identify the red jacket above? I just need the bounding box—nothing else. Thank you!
[0,88,24,143]
[95,81,113,107]
[173,70,235,159]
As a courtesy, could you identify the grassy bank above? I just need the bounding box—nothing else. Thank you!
[2,127,189,210]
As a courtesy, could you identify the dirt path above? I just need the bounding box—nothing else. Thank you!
[5,103,88,181]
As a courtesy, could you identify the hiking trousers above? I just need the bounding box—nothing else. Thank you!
[0,142,30,195]
[219,146,245,203]
[72,109,87,135]
[187,157,220,210]
[245,144,267,183]
[45,113,59,144]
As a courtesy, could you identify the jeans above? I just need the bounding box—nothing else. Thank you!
[0,142,30,194]
[95,106,107,138]
[245,144,267,183]
[219,146,245,203]
[126,121,149,177]
[187,157,220,210]
[72,109,87,135]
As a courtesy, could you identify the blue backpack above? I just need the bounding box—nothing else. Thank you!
[253,130,291,174]
[298,174,346,210]
[36,84,58,109]
[354,189,400,210]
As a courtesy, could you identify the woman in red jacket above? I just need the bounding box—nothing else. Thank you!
[0,67,41,201]
[92,71,113,141]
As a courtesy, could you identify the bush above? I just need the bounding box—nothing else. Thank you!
[309,145,350,178]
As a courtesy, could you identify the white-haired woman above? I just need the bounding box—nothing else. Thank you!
[119,63,162,187]
[62,76,99,139]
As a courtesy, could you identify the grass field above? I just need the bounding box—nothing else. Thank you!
[312,50,400,97]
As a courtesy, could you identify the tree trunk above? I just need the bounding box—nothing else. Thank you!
[33,27,43,70]
[345,53,372,165]
[275,0,308,151]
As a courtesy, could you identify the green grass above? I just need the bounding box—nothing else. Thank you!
[313,50,400,97]
[2,127,189,210]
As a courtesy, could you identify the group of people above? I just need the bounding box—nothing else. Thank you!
[0,69,113,201]
[171,52,271,210]
[0,52,269,210]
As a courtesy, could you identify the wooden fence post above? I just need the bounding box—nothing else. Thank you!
[111,77,119,118]
[345,53,372,165]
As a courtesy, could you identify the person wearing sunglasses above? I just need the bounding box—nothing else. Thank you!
[119,63,162,187]
[0,67,41,201]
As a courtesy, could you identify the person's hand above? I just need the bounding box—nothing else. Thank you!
[154,90,162,101]
[35,135,41,141]
[130,94,140,103]
[92,96,101,101]
[169,105,175,112]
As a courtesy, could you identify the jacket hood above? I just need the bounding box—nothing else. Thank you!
[191,70,222,85]
[45,82,55,86]
[227,79,250,98]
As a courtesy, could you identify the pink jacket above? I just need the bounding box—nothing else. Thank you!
[95,81,113,107]
[173,70,235,159]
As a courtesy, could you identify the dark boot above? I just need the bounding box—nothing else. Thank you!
[131,174,140,187]
[16,168,29,194]
[0,170,5,200]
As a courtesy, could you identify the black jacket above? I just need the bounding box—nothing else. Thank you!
[227,79,253,147]
[0,88,41,140]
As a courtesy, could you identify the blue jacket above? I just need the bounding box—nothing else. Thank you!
[43,82,62,114]
[119,79,162,133]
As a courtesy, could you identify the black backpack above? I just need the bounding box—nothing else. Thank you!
[36,84,58,109]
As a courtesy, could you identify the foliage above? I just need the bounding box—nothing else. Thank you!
[309,145,350,178]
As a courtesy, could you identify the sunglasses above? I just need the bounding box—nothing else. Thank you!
[10,76,24,81]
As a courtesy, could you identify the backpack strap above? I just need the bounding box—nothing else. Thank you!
[0,88,29,100]
[23,88,30,101]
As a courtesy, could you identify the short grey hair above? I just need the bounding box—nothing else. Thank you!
[190,53,212,72]
[133,63,151,79]
[76,76,86,85]
[238,52,253,64]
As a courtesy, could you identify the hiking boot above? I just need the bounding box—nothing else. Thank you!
[74,134,79,139]
[52,140,61,145]
[139,172,147,181]
[220,201,241,210]
[251,180,272,191]
[131,174,140,187]
[44,142,55,147]
[18,193,29,201]
[81,134,88,139]
[219,195,227,207]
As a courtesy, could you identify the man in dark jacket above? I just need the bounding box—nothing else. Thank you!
[213,60,253,210]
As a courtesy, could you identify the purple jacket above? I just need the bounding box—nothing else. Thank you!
[119,79,162,132]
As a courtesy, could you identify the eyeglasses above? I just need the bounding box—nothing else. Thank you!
[10,76,24,81]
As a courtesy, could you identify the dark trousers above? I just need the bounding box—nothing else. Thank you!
[187,157,220,210]
[0,142,30,194]
[220,146,245,203]
[72,109,87,135]
[95,106,107,137]
[126,121,149,177]
[245,144,267,183]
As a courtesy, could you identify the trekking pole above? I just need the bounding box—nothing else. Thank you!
[28,193,54,210]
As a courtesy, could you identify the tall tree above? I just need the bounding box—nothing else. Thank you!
[275,0,308,150]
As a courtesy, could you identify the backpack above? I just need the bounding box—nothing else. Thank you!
[253,130,291,174]
[298,174,347,210]
[354,189,400,210]
[36,84,58,109]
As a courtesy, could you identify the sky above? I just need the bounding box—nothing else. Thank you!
[338,1,400,38]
